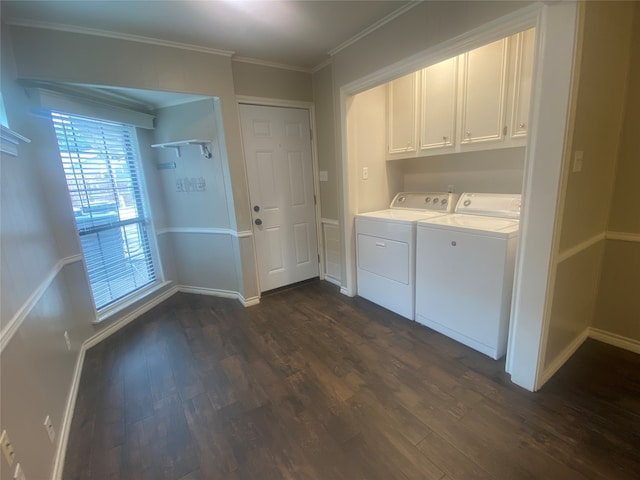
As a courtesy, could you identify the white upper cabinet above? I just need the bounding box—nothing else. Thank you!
[387,72,419,155]
[386,28,536,160]
[460,38,508,145]
[510,28,536,139]
[420,56,458,151]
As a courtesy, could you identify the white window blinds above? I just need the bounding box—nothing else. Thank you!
[52,112,156,310]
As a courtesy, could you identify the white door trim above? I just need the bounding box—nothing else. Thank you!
[236,98,325,287]
[338,2,579,391]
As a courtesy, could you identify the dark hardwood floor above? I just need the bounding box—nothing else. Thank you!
[64,281,640,480]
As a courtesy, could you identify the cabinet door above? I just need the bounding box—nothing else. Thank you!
[420,57,458,150]
[510,28,535,139]
[387,72,419,155]
[460,38,508,144]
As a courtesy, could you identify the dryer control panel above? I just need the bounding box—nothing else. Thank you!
[391,192,459,212]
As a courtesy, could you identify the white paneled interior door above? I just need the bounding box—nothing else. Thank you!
[239,104,319,292]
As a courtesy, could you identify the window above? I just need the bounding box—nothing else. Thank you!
[52,112,156,310]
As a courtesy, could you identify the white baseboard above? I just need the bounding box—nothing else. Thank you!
[241,295,260,307]
[340,286,353,297]
[538,328,589,389]
[177,285,260,307]
[588,327,640,354]
[52,342,86,480]
[324,275,342,287]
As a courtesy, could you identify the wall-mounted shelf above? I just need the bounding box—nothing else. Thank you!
[1,125,31,157]
[151,139,212,158]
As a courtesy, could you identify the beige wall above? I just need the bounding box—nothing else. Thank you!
[348,84,403,214]
[402,147,525,194]
[312,64,340,220]
[544,1,637,369]
[593,3,640,341]
[606,2,640,236]
[232,61,312,102]
[557,1,634,252]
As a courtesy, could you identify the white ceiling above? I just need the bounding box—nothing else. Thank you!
[1,0,413,71]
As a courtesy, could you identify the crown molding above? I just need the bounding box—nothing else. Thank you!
[4,18,235,57]
[328,1,421,57]
[231,56,311,74]
[311,57,333,74]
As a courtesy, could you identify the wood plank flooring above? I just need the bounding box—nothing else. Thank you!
[64,281,640,480]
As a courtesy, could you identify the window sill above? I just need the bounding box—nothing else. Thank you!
[1,125,31,157]
[93,280,172,324]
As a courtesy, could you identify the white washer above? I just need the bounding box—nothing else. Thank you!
[356,192,458,319]
[415,193,521,359]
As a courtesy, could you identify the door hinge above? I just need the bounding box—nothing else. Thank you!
[310,129,313,141]
[503,125,508,136]
[314,195,317,205]
[318,254,321,263]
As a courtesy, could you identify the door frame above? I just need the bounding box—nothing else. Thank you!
[236,96,325,293]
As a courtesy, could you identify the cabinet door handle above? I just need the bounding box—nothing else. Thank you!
[375,242,386,247]
[519,123,527,129]
[466,131,471,137]
[442,135,448,142]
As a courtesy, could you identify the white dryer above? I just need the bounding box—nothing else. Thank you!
[356,192,457,319]
[415,193,521,359]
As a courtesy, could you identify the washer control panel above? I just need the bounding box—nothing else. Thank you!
[390,192,459,212]
[455,192,522,219]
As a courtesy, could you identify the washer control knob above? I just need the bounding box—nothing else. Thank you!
[425,197,431,203]
[463,199,471,207]
[441,199,448,205]
[451,241,457,247]
[397,195,406,204]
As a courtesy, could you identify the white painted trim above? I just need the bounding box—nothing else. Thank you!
[95,281,172,323]
[556,232,605,263]
[324,275,342,288]
[0,255,82,353]
[85,285,178,349]
[156,227,252,238]
[538,328,588,388]
[606,231,640,243]
[51,343,86,480]
[232,56,311,74]
[588,328,640,354]
[311,57,333,74]
[177,285,259,307]
[240,295,261,307]
[340,286,352,297]
[236,95,313,109]
[5,19,235,57]
[327,2,421,57]
[1,125,31,156]
[321,217,339,226]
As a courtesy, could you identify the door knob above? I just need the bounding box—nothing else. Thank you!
[253,205,260,212]
[254,218,262,226]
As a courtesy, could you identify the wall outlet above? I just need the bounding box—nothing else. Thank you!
[63,331,71,351]
[43,416,55,443]
[13,462,26,480]
[362,167,369,180]
[319,170,329,182]
[1,430,15,466]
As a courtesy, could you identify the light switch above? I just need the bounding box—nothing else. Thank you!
[319,171,328,182]
[362,167,369,180]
